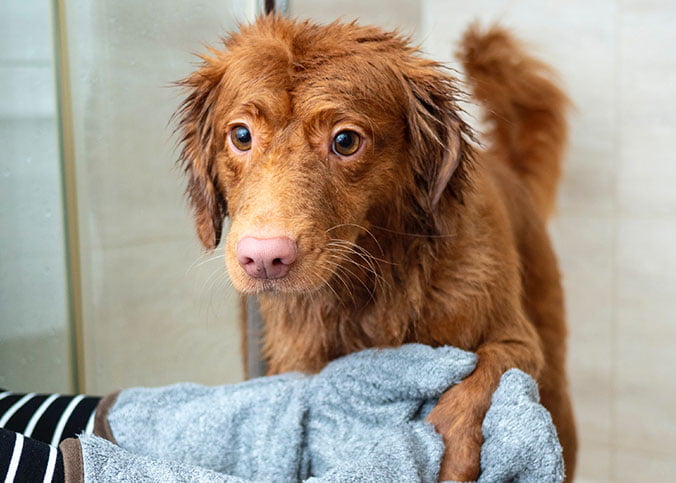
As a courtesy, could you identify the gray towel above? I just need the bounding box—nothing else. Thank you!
[79,344,563,482]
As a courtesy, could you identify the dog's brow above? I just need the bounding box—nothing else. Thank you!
[300,104,371,132]
[231,97,287,126]
[232,89,289,125]
[232,101,264,119]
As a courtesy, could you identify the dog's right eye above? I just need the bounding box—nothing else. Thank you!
[230,125,252,151]
[332,130,361,157]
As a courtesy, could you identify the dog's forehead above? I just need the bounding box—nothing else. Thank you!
[224,21,408,120]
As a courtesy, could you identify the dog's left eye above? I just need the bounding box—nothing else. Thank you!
[230,125,252,151]
[332,130,361,157]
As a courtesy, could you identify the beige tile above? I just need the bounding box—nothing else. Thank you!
[82,239,243,394]
[617,125,676,218]
[575,437,613,483]
[290,0,421,40]
[613,447,676,482]
[617,1,676,217]
[615,219,676,453]
[557,1,617,218]
[550,215,614,444]
[561,113,616,217]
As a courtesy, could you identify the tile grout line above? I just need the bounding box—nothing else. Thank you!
[609,0,623,479]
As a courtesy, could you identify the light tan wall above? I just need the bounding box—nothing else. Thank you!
[63,1,251,394]
[291,0,421,37]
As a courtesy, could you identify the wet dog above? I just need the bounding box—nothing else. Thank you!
[175,16,577,481]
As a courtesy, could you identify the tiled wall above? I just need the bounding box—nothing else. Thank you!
[294,0,676,480]
[0,1,74,392]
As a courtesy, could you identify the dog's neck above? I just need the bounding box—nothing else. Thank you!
[257,193,465,375]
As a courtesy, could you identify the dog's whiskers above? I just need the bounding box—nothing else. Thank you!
[326,240,391,290]
[326,253,375,305]
[196,262,234,323]
[323,259,355,296]
[325,223,385,256]
[327,239,397,266]
[320,276,344,307]
[325,245,388,298]
[325,255,372,303]
[186,249,225,276]
[327,238,398,265]
[327,247,383,287]
[193,253,226,268]
[326,246,378,278]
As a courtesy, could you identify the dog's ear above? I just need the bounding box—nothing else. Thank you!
[175,54,228,249]
[401,57,472,209]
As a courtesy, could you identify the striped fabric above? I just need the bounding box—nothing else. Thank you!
[0,390,100,482]
[0,430,64,483]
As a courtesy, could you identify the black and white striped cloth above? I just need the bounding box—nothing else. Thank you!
[0,389,100,482]
[0,430,65,482]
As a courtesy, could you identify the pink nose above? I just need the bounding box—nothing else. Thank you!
[236,236,297,279]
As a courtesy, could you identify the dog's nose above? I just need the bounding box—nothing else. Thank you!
[236,236,297,279]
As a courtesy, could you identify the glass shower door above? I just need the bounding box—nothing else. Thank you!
[61,0,253,394]
[1,1,258,395]
[0,1,74,393]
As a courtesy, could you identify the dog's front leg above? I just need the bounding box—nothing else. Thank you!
[426,335,544,482]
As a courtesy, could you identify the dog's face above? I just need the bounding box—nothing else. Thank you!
[176,17,468,294]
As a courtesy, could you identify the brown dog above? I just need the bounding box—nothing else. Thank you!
[175,16,577,481]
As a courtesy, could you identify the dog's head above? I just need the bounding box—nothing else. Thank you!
[176,16,471,294]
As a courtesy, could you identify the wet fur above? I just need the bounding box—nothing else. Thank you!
[176,16,577,481]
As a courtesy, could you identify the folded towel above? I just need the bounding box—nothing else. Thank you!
[78,344,563,482]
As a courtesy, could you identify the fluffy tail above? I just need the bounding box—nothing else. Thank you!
[458,24,569,218]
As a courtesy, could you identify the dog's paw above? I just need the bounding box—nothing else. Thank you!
[435,428,482,482]
[426,383,486,482]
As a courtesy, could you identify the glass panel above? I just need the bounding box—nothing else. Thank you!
[0,1,74,393]
[63,1,250,394]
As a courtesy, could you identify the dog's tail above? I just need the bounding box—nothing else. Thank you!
[458,24,569,218]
